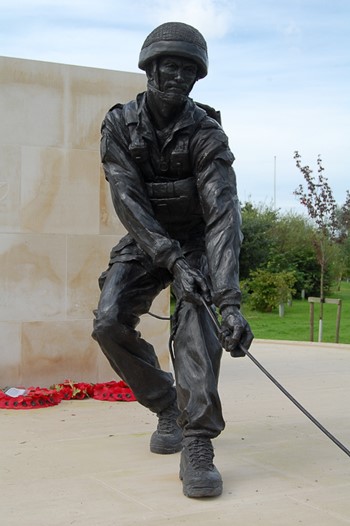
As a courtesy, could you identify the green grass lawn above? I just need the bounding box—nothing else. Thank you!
[242,281,350,344]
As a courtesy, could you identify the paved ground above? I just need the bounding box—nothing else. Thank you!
[1,339,350,526]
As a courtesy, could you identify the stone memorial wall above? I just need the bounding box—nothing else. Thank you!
[0,56,170,387]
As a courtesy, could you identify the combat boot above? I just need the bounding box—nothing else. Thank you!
[150,401,183,454]
[180,436,223,498]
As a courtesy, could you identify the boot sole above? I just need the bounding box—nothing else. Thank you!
[179,469,223,498]
[150,442,182,454]
[182,482,223,498]
[150,429,183,455]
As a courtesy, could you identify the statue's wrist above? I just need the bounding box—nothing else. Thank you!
[220,304,240,318]
[172,257,187,272]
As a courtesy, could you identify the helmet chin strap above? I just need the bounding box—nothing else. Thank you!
[147,81,188,108]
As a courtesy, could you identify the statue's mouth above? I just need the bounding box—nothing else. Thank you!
[166,83,188,94]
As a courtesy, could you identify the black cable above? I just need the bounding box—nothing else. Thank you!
[147,311,171,321]
[244,346,350,458]
[201,297,350,459]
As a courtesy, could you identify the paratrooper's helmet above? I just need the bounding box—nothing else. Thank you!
[138,22,208,79]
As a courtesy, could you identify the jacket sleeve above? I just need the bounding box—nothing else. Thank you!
[100,109,182,270]
[193,120,243,309]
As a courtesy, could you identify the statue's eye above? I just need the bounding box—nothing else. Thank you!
[165,62,177,71]
[184,66,197,75]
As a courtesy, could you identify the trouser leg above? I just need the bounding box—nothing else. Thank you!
[92,260,175,414]
[173,299,225,439]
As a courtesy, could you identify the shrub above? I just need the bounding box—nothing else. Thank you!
[246,269,297,312]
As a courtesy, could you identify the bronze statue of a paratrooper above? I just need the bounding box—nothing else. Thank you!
[92,21,253,498]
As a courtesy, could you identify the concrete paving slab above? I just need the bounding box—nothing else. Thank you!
[1,339,350,525]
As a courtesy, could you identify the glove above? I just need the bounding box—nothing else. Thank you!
[220,305,254,357]
[172,258,211,305]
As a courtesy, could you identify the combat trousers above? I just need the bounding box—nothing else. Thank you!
[92,258,225,439]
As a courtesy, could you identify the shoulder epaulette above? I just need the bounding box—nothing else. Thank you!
[108,102,124,112]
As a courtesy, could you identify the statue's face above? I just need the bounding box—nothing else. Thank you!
[157,56,198,97]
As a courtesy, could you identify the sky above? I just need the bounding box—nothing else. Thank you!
[1,0,350,214]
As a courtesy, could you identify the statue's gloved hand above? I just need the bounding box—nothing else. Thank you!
[172,258,211,305]
[220,305,254,357]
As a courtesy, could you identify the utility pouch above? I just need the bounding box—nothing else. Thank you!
[170,137,190,176]
[145,177,200,221]
[129,138,149,164]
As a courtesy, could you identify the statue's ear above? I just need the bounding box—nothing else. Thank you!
[145,60,157,82]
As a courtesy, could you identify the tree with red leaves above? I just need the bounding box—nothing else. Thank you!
[294,151,350,341]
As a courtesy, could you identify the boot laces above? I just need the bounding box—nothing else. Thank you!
[157,404,179,434]
[186,438,214,470]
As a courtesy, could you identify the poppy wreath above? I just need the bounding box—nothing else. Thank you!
[93,380,137,402]
[53,380,95,400]
[0,380,136,409]
[53,379,136,402]
[0,387,62,409]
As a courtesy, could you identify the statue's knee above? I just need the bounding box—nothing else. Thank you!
[92,310,124,343]
[93,309,139,348]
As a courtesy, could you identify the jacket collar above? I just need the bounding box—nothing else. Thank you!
[124,92,206,144]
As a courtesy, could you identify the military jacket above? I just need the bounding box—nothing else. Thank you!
[100,92,242,308]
